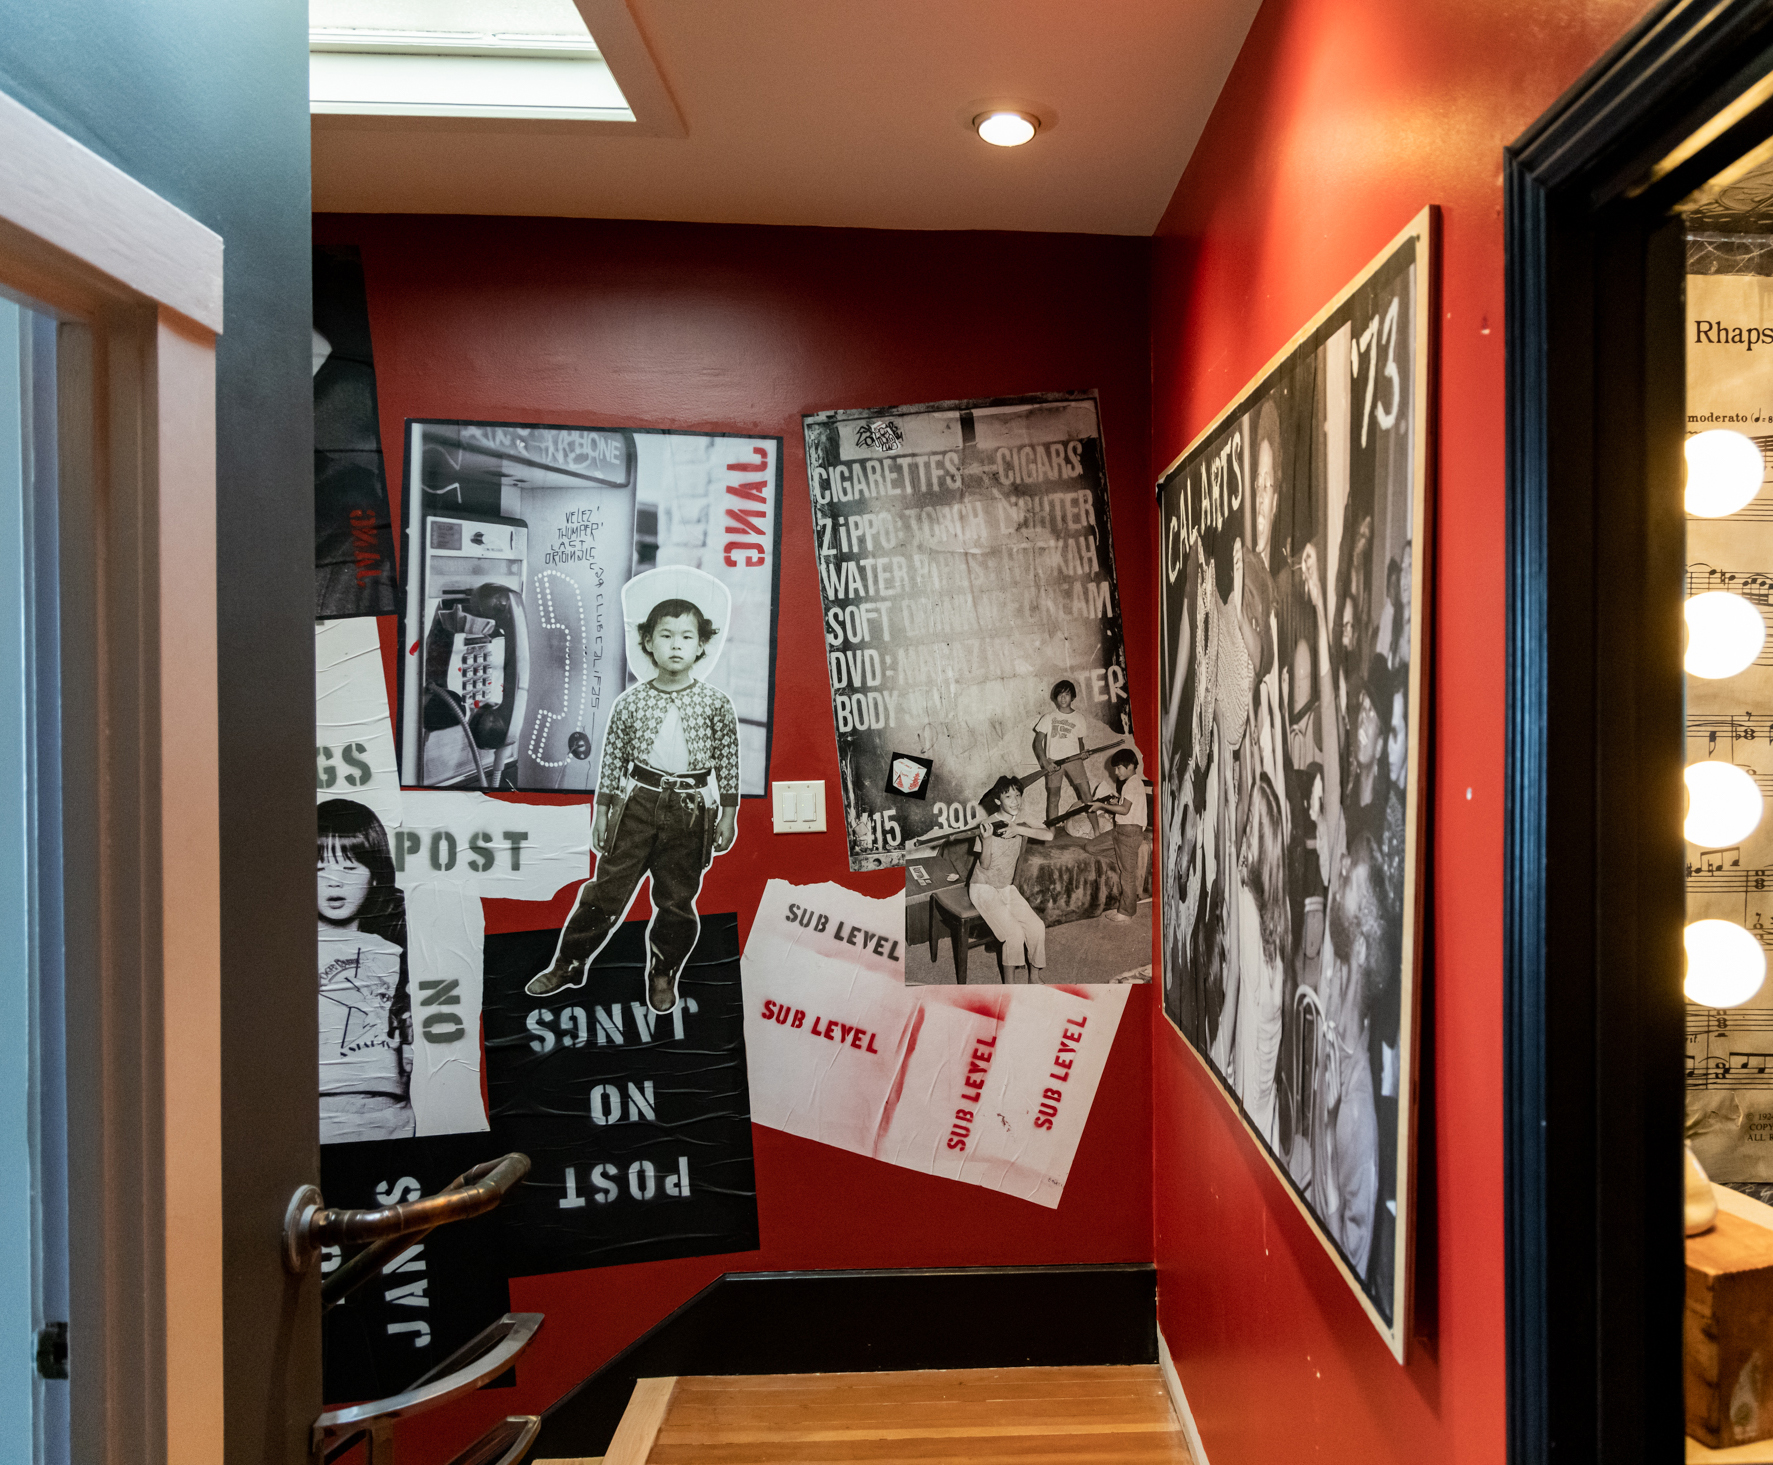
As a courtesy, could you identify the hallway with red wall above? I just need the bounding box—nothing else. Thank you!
[311,214,1162,1456]
[1147,1,1646,1463]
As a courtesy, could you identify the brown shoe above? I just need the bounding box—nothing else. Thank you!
[525,959,588,998]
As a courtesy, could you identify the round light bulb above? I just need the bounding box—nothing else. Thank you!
[1686,429,1766,517]
[1685,591,1766,678]
[975,111,1037,147]
[1686,918,1768,1008]
[1685,760,1765,846]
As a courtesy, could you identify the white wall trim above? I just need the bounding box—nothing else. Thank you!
[1157,1324,1212,1465]
[0,87,223,332]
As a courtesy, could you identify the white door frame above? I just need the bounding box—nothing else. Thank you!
[0,86,223,1465]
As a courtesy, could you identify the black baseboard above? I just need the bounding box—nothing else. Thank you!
[529,1262,1157,1458]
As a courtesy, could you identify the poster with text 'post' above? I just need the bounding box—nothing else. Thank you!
[740,879,1127,1207]
[804,394,1132,871]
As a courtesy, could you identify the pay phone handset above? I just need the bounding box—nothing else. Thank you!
[423,584,526,755]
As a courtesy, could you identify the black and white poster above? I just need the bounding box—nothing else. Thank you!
[1157,210,1432,1361]
[399,420,781,797]
[804,394,1133,871]
[313,245,400,619]
[321,914,758,1401]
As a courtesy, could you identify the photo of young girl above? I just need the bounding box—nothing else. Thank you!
[968,775,1055,984]
[317,797,414,1144]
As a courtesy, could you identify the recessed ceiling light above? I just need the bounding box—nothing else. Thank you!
[975,111,1038,147]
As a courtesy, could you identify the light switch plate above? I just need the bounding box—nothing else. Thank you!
[772,779,826,834]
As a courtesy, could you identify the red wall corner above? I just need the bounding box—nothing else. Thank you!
[1146,1,1646,1462]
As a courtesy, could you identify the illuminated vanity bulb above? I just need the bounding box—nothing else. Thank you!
[1685,919,1768,1008]
[1687,430,1766,517]
[1685,591,1766,678]
[1685,760,1765,846]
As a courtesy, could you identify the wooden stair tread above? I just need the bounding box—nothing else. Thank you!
[592,1366,1193,1465]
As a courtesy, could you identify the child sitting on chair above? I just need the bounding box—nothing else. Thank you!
[527,581,739,1013]
[970,775,1054,984]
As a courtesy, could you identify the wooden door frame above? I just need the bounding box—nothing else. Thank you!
[0,86,223,1465]
[1505,0,1773,1459]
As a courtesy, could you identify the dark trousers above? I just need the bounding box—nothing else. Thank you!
[1086,823,1145,915]
[556,784,713,981]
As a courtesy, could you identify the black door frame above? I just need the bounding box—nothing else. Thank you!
[1506,1,1773,1459]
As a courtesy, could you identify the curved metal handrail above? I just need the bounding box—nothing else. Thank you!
[444,1415,541,1465]
[284,1152,530,1281]
[315,1312,544,1457]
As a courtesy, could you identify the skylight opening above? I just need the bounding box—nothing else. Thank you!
[310,0,632,121]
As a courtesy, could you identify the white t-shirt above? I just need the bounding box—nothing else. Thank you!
[1034,709,1086,759]
[317,927,406,1096]
[647,704,691,773]
[1092,773,1148,829]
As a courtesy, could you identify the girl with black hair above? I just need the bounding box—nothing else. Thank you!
[317,798,414,1143]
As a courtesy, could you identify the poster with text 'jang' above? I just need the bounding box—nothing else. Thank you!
[400,420,781,797]
[1157,209,1433,1362]
[804,394,1133,872]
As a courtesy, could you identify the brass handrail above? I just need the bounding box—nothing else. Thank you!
[283,1153,530,1287]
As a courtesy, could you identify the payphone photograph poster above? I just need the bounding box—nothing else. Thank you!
[1157,210,1432,1361]
[398,420,783,797]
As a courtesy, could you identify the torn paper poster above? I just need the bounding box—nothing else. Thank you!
[316,617,402,830]
[740,879,1128,1207]
[317,779,591,1143]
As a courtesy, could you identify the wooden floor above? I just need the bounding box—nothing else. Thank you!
[565,1365,1194,1465]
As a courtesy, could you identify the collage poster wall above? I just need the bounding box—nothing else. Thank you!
[1682,234,1773,1180]
[805,394,1134,825]
[315,616,758,1401]
[1157,210,1431,1360]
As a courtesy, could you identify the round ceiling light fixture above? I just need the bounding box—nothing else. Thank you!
[975,110,1038,147]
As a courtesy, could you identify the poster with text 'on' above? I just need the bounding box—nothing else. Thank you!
[317,617,592,1144]
[401,420,782,797]
[741,879,1128,1208]
[804,393,1133,872]
[1157,208,1433,1363]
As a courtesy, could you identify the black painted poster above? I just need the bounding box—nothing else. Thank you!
[314,244,400,619]
[320,914,757,1402]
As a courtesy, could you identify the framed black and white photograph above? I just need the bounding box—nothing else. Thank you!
[1157,209,1433,1359]
[398,419,783,797]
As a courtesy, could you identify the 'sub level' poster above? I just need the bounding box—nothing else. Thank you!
[804,393,1133,872]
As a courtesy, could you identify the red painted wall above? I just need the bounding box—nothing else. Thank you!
[1147,2,1645,1463]
[310,214,1160,1454]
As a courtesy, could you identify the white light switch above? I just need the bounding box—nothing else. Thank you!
[772,780,826,834]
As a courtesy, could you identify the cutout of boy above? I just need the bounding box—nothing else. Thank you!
[527,574,739,1013]
[1086,747,1147,924]
[1033,680,1092,823]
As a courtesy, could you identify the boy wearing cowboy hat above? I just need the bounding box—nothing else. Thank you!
[527,567,739,1012]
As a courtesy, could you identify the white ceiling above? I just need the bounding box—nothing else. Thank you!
[311,0,1263,235]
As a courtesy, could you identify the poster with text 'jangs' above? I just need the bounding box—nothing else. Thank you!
[740,879,1128,1207]
[804,394,1132,871]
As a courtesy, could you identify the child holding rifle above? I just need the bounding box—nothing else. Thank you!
[970,774,1054,984]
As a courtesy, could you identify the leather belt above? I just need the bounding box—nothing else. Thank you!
[628,762,711,792]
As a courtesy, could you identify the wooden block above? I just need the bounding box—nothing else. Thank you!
[602,1377,678,1465]
[1687,1212,1773,1447]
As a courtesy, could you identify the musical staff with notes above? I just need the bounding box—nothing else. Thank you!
[1687,1008,1773,1090]
[1688,563,1773,604]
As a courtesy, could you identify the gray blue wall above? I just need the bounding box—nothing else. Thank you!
[0,5,317,1461]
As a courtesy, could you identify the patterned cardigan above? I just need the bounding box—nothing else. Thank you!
[595,679,740,808]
